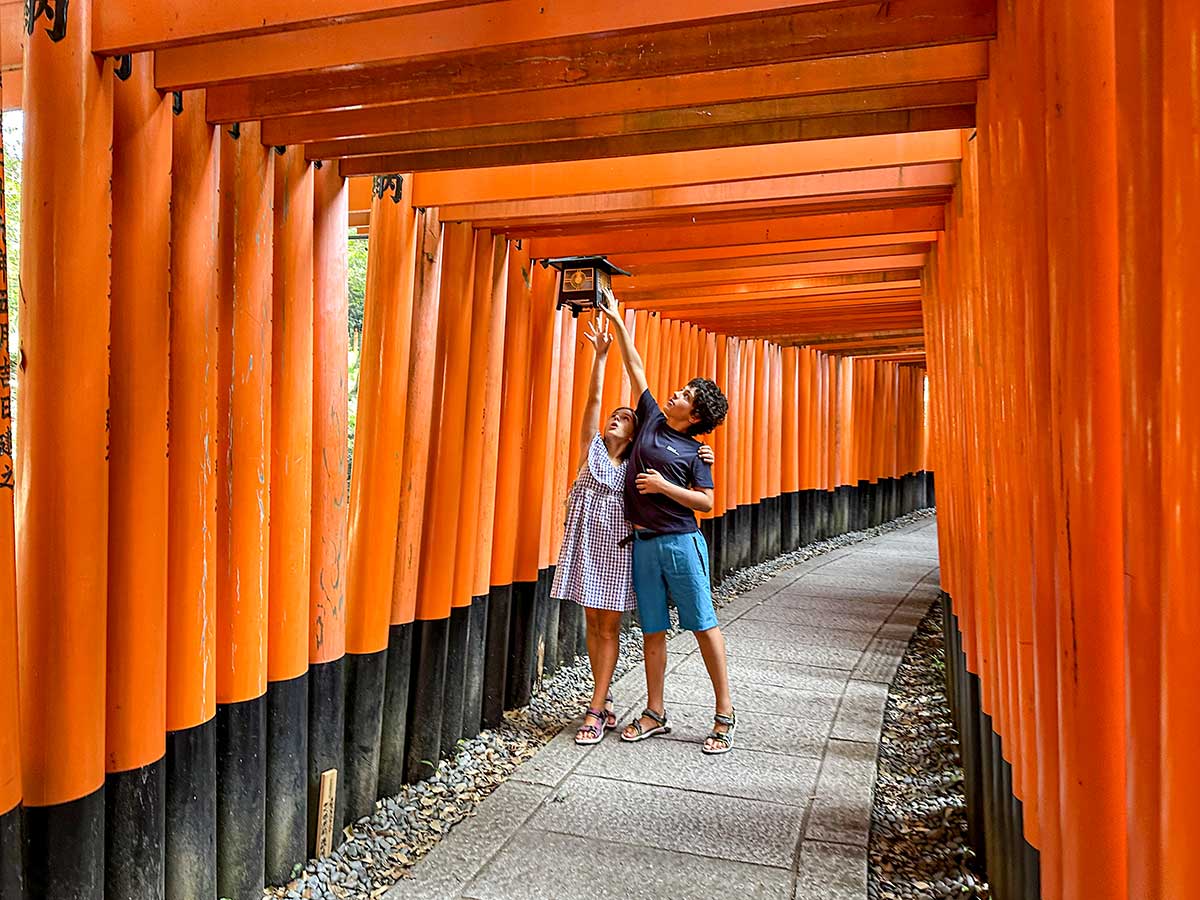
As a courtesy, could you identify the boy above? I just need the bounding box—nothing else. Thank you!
[598,290,736,754]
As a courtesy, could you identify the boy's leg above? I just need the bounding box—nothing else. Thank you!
[695,627,734,749]
[665,531,735,750]
[626,538,672,738]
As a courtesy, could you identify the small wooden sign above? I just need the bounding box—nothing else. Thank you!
[316,769,338,858]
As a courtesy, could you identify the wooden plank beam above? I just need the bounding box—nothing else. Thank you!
[0,2,22,71]
[412,131,963,206]
[93,0,503,54]
[626,272,922,303]
[338,107,974,175]
[529,206,946,256]
[618,243,934,275]
[436,164,958,224]
[622,254,929,291]
[261,43,988,145]
[621,279,924,310]
[200,0,997,114]
[607,232,941,268]
[306,82,976,158]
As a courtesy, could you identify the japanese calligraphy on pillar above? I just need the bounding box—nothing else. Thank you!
[0,78,12,492]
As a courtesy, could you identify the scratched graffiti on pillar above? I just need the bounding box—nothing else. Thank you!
[24,0,69,42]
[0,83,12,493]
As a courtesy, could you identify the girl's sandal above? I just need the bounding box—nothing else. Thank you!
[575,708,609,746]
[621,707,671,742]
[604,693,617,731]
[702,710,736,755]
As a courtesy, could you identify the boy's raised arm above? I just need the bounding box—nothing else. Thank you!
[598,287,649,398]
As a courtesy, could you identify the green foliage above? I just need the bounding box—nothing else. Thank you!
[347,236,367,342]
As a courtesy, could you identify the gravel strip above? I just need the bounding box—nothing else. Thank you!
[268,509,936,900]
[869,596,990,900]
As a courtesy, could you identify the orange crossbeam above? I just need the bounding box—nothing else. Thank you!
[531,207,945,257]
[413,131,962,206]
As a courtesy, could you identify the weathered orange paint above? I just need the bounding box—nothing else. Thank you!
[346,175,417,648]
[269,147,315,683]
[107,54,171,772]
[216,121,273,706]
[414,223,476,622]
[17,0,112,805]
[311,162,350,663]
[390,208,444,625]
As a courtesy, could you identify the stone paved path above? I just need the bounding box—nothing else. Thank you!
[388,517,940,900]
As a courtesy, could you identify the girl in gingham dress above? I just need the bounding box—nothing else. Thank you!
[553,316,713,745]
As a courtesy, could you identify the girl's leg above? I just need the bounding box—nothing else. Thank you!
[584,608,624,720]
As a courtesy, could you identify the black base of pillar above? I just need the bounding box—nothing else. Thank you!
[266,674,308,886]
[462,595,488,740]
[378,625,413,798]
[343,649,387,823]
[943,595,1041,899]
[22,788,104,900]
[541,569,561,679]
[0,804,23,900]
[506,581,538,710]
[440,605,471,758]
[105,758,165,899]
[405,617,448,784]
[166,719,216,900]
[557,598,581,667]
[482,584,512,730]
[307,657,345,859]
[216,695,266,900]
[531,570,551,685]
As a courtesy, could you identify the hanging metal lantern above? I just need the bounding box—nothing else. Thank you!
[542,255,631,317]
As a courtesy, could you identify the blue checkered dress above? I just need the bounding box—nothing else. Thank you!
[551,433,637,611]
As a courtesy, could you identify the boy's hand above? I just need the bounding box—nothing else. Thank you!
[583,316,612,356]
[636,468,668,495]
[698,444,715,465]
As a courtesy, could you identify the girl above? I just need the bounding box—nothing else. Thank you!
[552,315,712,745]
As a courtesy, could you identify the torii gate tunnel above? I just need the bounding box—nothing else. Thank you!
[0,2,1196,899]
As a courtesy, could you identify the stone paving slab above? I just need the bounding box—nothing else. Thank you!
[461,830,795,900]
[392,517,941,900]
[795,840,869,900]
[534,774,804,868]
[673,653,852,696]
[576,737,821,807]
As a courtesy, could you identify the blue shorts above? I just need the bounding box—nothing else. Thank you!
[632,530,718,635]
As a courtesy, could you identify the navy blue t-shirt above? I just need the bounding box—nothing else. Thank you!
[623,389,714,534]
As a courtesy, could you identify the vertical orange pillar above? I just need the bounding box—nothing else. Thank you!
[308,160,350,854]
[768,344,783,555]
[492,244,540,710]
[1115,2,1163,896]
[451,230,499,724]
[517,266,558,684]
[343,174,416,819]
[398,220,468,787]
[215,119,273,900]
[550,314,579,659]
[0,67,21,894]
[1160,3,1199,897]
[378,207,442,798]
[165,88,218,900]
[17,0,112,891]
[711,335,729,573]
[412,222,477,758]
[529,299,564,681]
[470,236,508,729]
[1043,2,1127,896]
[266,146,314,885]
[107,53,171,900]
